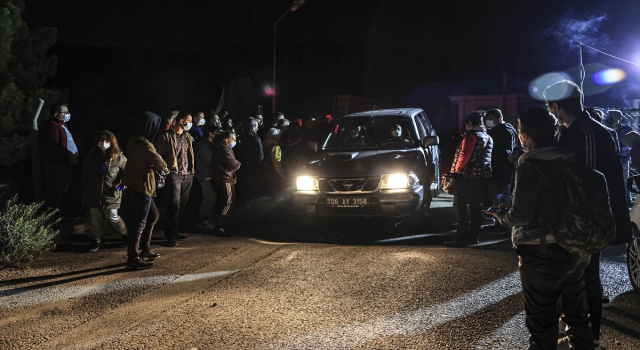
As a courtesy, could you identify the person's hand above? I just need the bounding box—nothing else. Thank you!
[484,211,498,217]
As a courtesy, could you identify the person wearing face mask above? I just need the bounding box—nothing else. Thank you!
[444,110,493,248]
[189,111,206,143]
[483,108,518,234]
[209,131,241,236]
[39,103,75,212]
[233,117,264,203]
[154,111,196,246]
[545,80,632,350]
[81,131,128,252]
[485,108,593,350]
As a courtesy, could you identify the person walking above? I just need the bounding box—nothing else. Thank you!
[444,110,493,248]
[120,111,169,270]
[209,131,241,236]
[81,131,128,252]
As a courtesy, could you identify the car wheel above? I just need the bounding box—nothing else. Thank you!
[628,225,640,293]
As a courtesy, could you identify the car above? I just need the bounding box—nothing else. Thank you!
[290,108,440,229]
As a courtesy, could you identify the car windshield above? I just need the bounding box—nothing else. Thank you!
[322,116,418,151]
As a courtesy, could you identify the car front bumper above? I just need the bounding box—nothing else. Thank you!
[292,185,424,218]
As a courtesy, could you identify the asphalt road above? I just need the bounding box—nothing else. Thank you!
[0,194,638,349]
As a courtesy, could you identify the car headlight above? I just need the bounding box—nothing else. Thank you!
[296,176,319,191]
[380,173,410,189]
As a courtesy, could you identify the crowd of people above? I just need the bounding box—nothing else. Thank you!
[445,80,634,350]
[39,107,331,270]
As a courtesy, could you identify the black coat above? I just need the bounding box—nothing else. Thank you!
[488,122,518,182]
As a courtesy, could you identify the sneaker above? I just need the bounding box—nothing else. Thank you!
[602,296,612,308]
[165,240,178,247]
[198,221,216,231]
[593,339,604,350]
[175,233,187,240]
[126,259,154,270]
[140,250,161,259]
[87,240,101,252]
[444,239,470,247]
[214,228,230,237]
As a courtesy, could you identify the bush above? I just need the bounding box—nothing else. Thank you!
[0,195,58,267]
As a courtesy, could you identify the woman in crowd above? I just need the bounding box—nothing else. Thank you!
[444,110,493,248]
[81,131,128,252]
[262,128,285,195]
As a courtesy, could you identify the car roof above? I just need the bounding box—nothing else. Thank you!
[343,108,423,119]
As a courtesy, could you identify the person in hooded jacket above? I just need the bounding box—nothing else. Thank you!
[120,111,169,270]
[488,108,593,350]
[81,131,128,252]
[444,110,493,248]
[195,124,220,230]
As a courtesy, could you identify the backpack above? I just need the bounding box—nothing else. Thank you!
[537,160,616,257]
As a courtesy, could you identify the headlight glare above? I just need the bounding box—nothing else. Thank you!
[296,176,319,191]
[380,173,409,189]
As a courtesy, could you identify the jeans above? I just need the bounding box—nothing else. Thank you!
[88,208,127,239]
[517,244,592,350]
[121,189,159,261]
[211,181,235,230]
[163,172,193,239]
[454,178,488,242]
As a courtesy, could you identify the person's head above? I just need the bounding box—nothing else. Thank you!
[389,124,402,138]
[254,114,264,128]
[278,118,291,134]
[95,130,121,162]
[585,107,606,124]
[544,80,583,126]
[623,131,640,148]
[211,114,221,125]
[193,111,205,126]
[265,128,282,141]
[175,112,193,132]
[219,130,237,148]
[202,124,220,142]
[348,124,362,138]
[272,112,285,125]
[304,116,316,129]
[50,103,69,122]
[608,109,623,123]
[223,117,233,128]
[162,110,179,129]
[485,109,503,128]
[465,110,486,129]
[246,117,259,133]
[517,107,558,150]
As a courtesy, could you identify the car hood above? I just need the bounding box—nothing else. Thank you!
[303,149,420,177]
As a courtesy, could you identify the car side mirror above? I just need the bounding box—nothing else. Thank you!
[309,141,318,152]
[423,136,439,148]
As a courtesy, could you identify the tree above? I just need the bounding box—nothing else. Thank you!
[0,0,67,167]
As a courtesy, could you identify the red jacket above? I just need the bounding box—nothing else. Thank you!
[39,118,69,165]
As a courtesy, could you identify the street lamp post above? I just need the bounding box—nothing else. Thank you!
[272,0,307,114]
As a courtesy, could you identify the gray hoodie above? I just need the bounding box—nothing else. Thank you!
[496,145,575,247]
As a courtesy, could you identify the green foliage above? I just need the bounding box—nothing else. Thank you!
[0,0,67,166]
[0,195,58,267]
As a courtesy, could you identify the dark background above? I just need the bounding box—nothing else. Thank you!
[22,0,640,134]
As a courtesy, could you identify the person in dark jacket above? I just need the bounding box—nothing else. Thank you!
[484,108,518,234]
[195,124,220,230]
[444,110,493,248]
[209,131,241,236]
[189,111,206,143]
[607,109,633,207]
[262,128,285,195]
[40,103,73,211]
[487,108,593,350]
[120,111,169,270]
[81,131,128,252]
[234,117,264,202]
[545,80,632,350]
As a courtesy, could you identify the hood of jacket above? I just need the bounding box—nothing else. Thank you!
[517,145,574,166]
[136,111,162,143]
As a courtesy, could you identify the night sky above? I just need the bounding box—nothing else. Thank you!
[21,0,640,130]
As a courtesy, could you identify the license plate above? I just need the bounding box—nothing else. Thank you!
[327,197,369,208]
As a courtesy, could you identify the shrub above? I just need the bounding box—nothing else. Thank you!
[0,195,58,267]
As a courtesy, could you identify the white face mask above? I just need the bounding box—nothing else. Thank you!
[486,120,496,128]
[230,141,237,148]
[197,118,205,126]
[98,142,110,151]
[62,113,71,123]
[184,122,193,131]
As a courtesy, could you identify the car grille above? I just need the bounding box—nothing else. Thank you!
[319,178,379,193]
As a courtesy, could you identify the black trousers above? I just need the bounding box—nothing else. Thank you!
[163,172,193,239]
[122,189,158,261]
[517,244,592,350]
[454,178,488,242]
[212,181,235,230]
[584,252,603,341]
[43,163,73,210]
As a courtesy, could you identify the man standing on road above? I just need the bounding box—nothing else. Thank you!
[484,108,518,234]
[209,131,241,236]
[121,111,169,270]
[234,117,264,202]
[545,80,632,350]
[489,108,593,350]
[155,111,196,246]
